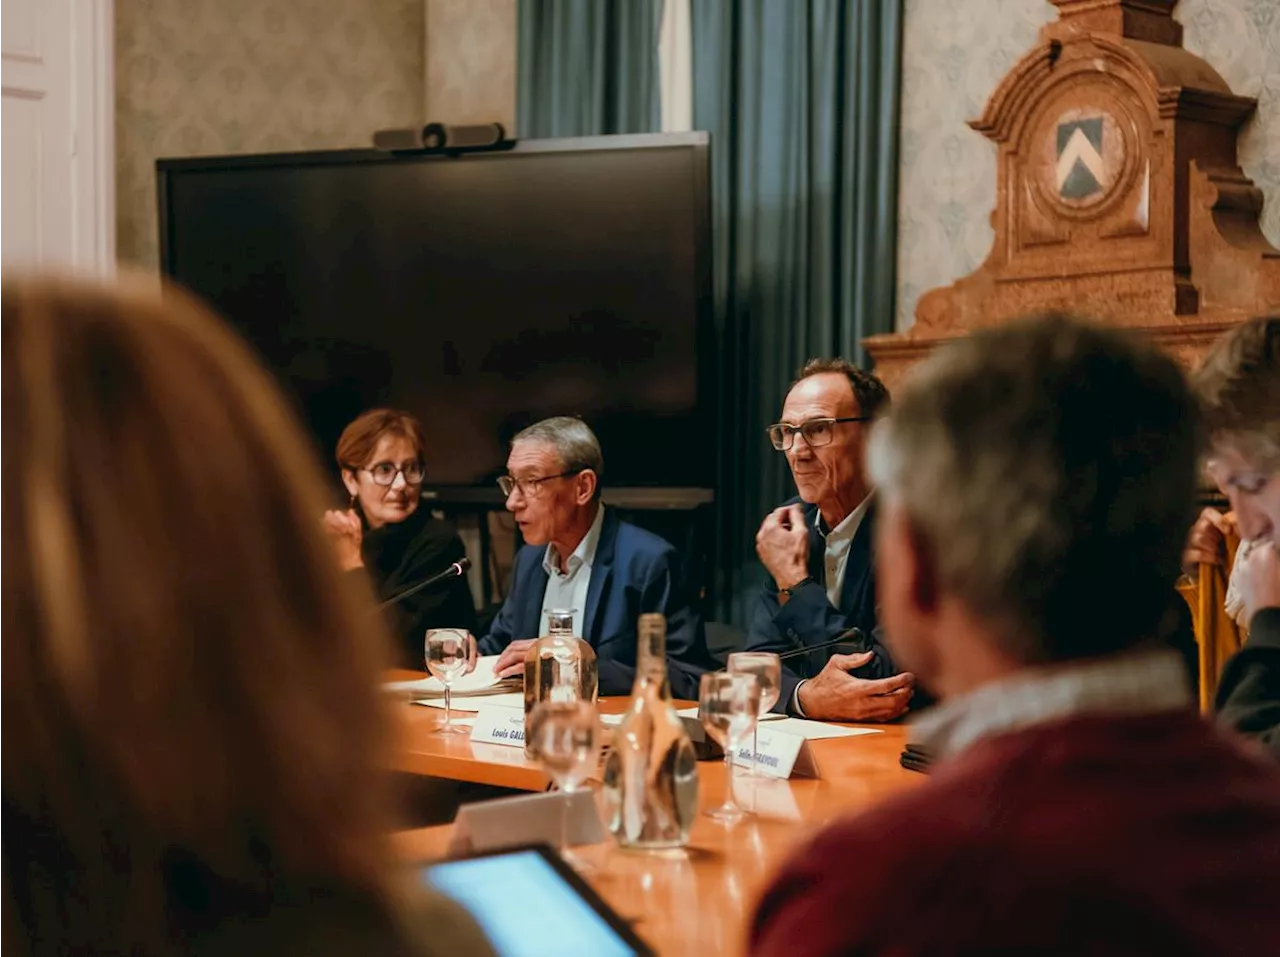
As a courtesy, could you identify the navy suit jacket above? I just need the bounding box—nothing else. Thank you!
[744,497,897,712]
[478,509,715,700]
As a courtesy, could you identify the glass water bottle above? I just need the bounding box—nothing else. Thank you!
[523,608,598,757]
[601,613,699,849]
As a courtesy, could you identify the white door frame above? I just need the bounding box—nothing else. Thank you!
[2,0,115,274]
[73,0,116,273]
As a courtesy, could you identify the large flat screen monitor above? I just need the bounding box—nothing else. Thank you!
[157,133,713,499]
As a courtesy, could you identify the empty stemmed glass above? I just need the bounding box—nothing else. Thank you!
[425,628,474,735]
[727,652,782,776]
[699,672,761,824]
[527,698,602,870]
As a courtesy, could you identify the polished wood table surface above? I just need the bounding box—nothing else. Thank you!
[386,670,922,957]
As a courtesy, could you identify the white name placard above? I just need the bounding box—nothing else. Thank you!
[731,729,820,779]
[450,788,605,855]
[470,705,526,748]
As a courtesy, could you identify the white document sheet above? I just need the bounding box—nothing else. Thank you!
[767,717,882,740]
[667,706,881,740]
[383,656,515,697]
[413,691,526,713]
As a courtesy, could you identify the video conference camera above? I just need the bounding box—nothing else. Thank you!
[371,122,514,155]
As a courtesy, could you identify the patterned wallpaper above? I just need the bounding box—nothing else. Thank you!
[1181,0,1280,240]
[116,0,1277,306]
[115,0,425,268]
[896,0,1280,330]
[425,0,516,130]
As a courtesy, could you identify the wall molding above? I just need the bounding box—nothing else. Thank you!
[78,0,116,273]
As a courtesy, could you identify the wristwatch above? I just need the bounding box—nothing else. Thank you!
[778,576,813,600]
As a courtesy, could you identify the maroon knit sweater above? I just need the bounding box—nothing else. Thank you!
[750,711,1280,957]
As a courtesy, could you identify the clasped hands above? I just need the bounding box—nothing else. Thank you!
[1183,507,1279,623]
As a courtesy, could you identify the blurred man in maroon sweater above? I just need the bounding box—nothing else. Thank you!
[750,315,1280,957]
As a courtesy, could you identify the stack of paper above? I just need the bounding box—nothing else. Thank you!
[414,692,526,713]
[383,655,520,699]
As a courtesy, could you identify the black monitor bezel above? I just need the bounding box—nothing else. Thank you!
[154,133,716,501]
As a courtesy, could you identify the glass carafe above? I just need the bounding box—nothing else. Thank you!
[601,613,699,849]
[523,608,598,757]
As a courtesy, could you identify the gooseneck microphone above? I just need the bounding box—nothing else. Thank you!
[378,557,471,609]
[777,627,866,661]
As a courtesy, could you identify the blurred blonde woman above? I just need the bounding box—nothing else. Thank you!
[1,276,493,956]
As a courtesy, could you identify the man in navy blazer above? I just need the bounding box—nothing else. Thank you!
[478,416,714,699]
[745,360,915,719]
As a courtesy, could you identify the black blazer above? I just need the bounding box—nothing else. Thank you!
[744,496,896,711]
[360,508,478,668]
[1215,607,1280,756]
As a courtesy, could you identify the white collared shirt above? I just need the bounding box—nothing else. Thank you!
[539,504,606,637]
[791,493,874,715]
[815,493,873,605]
[911,649,1192,759]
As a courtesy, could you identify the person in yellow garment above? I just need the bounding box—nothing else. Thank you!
[1194,315,1280,756]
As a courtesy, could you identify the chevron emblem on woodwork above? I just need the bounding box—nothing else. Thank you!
[1055,117,1106,199]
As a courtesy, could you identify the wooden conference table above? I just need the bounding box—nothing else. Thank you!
[387,669,922,957]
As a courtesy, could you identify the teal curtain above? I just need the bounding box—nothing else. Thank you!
[517,0,662,137]
[693,0,903,624]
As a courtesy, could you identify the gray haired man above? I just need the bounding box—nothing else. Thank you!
[478,416,715,697]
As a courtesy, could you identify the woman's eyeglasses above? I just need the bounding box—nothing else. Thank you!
[358,461,425,486]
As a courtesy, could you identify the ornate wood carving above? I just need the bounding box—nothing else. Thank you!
[867,0,1280,388]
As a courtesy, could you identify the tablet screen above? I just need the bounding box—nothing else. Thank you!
[423,849,642,957]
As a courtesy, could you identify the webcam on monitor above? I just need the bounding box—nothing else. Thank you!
[372,122,515,155]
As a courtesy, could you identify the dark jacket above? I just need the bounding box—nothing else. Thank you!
[745,497,896,712]
[1216,607,1280,757]
[360,508,478,668]
[478,508,715,699]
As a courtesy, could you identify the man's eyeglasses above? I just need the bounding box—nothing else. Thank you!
[497,470,583,499]
[766,417,870,451]
[353,461,426,486]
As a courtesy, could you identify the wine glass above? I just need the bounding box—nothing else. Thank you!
[727,652,782,777]
[528,699,602,870]
[698,671,761,824]
[425,628,474,735]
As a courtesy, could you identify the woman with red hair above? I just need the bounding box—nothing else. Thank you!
[324,409,478,667]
